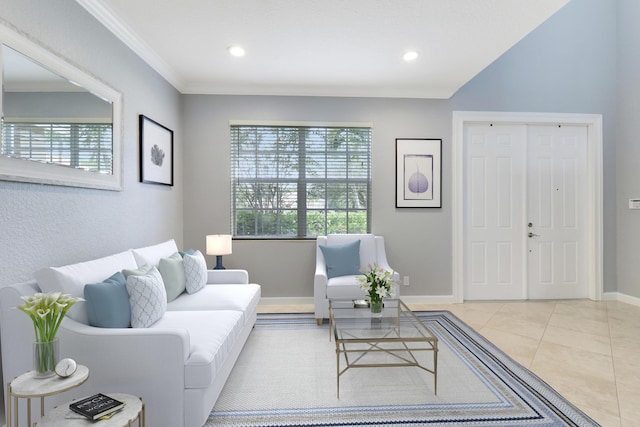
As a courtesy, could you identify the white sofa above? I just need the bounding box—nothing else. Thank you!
[0,239,261,427]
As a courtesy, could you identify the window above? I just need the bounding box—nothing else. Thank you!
[2,121,113,174]
[231,123,371,238]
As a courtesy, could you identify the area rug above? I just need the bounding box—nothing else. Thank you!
[206,311,599,426]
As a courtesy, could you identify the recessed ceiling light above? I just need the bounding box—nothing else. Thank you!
[403,51,419,61]
[228,45,246,57]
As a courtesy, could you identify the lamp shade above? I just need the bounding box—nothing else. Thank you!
[206,234,232,256]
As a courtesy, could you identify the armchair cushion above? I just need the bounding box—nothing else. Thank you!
[319,240,361,278]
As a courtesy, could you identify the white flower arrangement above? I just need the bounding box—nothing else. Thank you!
[357,263,398,305]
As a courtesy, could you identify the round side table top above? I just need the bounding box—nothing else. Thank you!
[10,365,89,398]
[37,393,143,427]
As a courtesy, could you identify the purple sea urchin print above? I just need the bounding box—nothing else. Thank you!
[408,166,429,193]
[151,144,165,166]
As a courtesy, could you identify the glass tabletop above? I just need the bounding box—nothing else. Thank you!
[330,299,437,343]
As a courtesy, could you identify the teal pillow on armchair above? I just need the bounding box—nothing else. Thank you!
[319,240,361,279]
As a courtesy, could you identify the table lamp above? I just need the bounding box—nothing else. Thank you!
[206,234,232,270]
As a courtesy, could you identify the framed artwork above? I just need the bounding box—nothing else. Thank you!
[396,138,442,208]
[139,115,173,186]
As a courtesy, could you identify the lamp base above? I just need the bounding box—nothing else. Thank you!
[213,255,226,270]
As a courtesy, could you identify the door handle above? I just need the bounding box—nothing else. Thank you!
[528,232,540,238]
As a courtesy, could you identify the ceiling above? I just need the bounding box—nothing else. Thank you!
[76,0,571,99]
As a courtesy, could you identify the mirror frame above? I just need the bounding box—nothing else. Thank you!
[0,22,123,191]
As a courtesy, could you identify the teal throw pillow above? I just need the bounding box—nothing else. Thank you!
[319,240,361,279]
[84,272,131,328]
[158,252,186,302]
[122,263,152,278]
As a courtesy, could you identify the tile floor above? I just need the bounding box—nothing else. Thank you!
[258,300,640,427]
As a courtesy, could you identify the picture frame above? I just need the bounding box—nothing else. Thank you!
[139,115,173,186]
[396,138,442,208]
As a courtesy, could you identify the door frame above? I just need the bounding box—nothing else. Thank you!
[452,111,603,303]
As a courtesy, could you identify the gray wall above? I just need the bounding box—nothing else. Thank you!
[616,0,640,299]
[0,0,183,287]
[184,0,625,299]
[450,0,619,294]
[182,96,452,298]
[1,0,635,303]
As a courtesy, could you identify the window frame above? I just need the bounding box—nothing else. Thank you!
[230,120,373,239]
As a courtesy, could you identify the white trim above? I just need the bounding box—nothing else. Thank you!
[259,297,314,306]
[452,111,604,303]
[75,0,184,92]
[400,295,458,305]
[603,292,640,307]
[0,22,123,191]
[229,120,374,128]
[258,295,458,307]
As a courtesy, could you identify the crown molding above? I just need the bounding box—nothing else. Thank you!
[75,0,185,92]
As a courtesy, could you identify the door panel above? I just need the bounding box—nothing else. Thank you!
[527,125,588,299]
[464,124,526,300]
[463,123,588,300]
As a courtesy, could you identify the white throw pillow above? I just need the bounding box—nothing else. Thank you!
[126,266,167,328]
[132,239,179,267]
[35,250,138,324]
[183,250,207,294]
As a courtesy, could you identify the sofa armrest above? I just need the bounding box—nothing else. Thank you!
[206,269,249,285]
[58,317,189,426]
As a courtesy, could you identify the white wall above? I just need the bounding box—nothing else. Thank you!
[0,0,184,287]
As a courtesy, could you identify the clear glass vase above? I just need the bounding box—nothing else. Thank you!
[33,339,59,378]
[370,299,383,314]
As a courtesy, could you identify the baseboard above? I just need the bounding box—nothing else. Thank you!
[602,291,640,307]
[258,295,457,306]
[259,297,314,306]
[398,295,458,305]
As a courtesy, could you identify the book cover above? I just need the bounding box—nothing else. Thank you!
[69,393,125,420]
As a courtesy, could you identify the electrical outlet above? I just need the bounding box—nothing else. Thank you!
[403,276,410,286]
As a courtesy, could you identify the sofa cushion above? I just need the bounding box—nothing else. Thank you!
[183,251,207,294]
[325,275,368,299]
[84,272,131,328]
[158,252,186,302]
[35,250,138,324]
[132,239,179,267]
[326,233,376,271]
[319,240,361,278]
[151,310,244,389]
[126,267,167,328]
[122,263,152,278]
[167,284,261,326]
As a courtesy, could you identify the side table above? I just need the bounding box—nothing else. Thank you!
[37,393,145,427]
[7,364,89,427]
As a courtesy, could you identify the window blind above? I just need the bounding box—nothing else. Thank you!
[2,122,113,174]
[231,124,371,238]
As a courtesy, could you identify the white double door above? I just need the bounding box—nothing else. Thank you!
[463,123,588,300]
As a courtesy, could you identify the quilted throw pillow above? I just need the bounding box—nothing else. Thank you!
[126,266,167,328]
[183,250,207,294]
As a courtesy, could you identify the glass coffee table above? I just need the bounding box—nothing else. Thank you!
[329,299,438,398]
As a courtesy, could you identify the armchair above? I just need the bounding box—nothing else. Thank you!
[314,234,400,324]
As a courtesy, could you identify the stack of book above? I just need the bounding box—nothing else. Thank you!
[69,393,125,420]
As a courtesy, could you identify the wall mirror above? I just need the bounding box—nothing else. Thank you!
[0,22,123,191]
